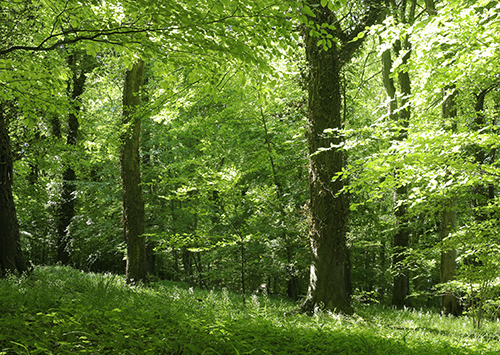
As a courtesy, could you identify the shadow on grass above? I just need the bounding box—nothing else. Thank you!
[193,316,489,355]
[0,267,498,355]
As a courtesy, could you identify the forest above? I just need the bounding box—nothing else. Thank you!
[1,0,500,353]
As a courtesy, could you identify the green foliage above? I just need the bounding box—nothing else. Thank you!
[335,0,500,314]
[3,0,500,334]
[1,267,500,354]
[134,59,309,294]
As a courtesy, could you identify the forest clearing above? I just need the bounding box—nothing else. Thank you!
[1,266,500,354]
[1,0,500,353]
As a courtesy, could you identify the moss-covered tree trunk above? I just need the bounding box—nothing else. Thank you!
[0,104,26,276]
[381,36,410,308]
[120,60,146,283]
[300,1,380,315]
[301,37,351,313]
[391,39,412,308]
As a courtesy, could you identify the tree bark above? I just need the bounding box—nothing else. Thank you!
[391,44,412,308]
[301,29,352,314]
[471,87,496,220]
[440,198,459,314]
[438,86,459,315]
[57,52,89,265]
[381,34,410,308]
[121,59,146,283]
[300,1,380,315]
[381,46,398,121]
[0,104,26,276]
[382,0,416,309]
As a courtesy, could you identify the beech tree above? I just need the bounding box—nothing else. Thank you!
[120,59,146,283]
[379,0,416,309]
[300,0,381,314]
[112,0,293,282]
[0,0,292,279]
[0,102,26,276]
[57,51,97,265]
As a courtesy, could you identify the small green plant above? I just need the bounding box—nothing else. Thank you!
[1,266,500,354]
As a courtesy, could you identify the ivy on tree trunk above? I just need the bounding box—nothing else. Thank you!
[300,0,381,315]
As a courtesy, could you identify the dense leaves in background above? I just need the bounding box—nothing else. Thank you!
[341,0,500,322]
[1,0,500,332]
[139,64,309,295]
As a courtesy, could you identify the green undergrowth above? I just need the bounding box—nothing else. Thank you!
[1,266,499,354]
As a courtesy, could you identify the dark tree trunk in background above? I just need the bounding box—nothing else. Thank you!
[381,35,409,308]
[170,199,180,280]
[182,246,193,278]
[391,50,411,307]
[471,87,497,220]
[440,198,459,314]
[391,201,411,308]
[120,59,146,283]
[439,86,460,315]
[57,52,95,264]
[300,1,380,315]
[380,0,416,309]
[0,104,26,276]
[381,45,398,121]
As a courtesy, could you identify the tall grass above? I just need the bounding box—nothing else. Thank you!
[0,266,499,354]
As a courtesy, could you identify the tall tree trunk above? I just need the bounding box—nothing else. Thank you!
[300,1,380,315]
[422,0,460,316]
[440,197,459,314]
[301,30,351,314]
[121,59,146,283]
[139,70,156,277]
[381,35,410,308]
[57,53,88,265]
[381,0,416,309]
[439,85,459,315]
[391,43,412,307]
[0,104,26,276]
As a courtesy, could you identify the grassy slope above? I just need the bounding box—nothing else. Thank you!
[0,266,499,354]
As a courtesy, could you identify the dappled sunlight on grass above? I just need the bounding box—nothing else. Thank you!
[0,266,499,354]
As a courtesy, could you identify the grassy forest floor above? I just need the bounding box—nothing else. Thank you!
[1,266,499,354]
